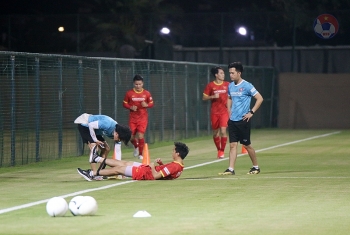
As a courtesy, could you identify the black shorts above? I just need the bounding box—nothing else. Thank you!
[228,119,251,145]
[77,124,105,144]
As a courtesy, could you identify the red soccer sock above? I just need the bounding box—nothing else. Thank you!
[131,139,138,148]
[220,137,227,151]
[213,136,221,151]
[138,138,145,156]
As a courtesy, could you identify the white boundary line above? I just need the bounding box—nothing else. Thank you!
[185,131,341,169]
[187,176,350,180]
[0,131,341,215]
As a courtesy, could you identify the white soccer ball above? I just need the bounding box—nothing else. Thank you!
[46,197,68,217]
[68,196,98,216]
[68,196,85,216]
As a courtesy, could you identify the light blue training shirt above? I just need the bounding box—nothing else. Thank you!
[81,115,117,139]
[227,80,259,121]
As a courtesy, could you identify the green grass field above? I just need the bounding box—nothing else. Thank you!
[1,129,349,235]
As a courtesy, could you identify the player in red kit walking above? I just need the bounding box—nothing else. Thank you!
[123,74,154,160]
[77,142,189,181]
[202,66,230,159]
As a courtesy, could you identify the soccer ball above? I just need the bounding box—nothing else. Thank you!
[46,197,68,217]
[314,20,335,39]
[69,196,98,216]
[68,196,85,216]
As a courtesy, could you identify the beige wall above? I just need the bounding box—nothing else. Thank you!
[278,73,350,129]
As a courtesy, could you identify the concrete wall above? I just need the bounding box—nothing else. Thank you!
[278,73,350,129]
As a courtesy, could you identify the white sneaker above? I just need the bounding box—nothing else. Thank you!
[133,146,139,157]
[138,155,143,160]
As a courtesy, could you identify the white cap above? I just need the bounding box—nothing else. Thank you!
[74,113,91,124]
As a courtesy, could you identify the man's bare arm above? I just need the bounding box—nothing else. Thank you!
[150,163,162,180]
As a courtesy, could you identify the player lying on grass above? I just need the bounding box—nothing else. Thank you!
[77,142,189,181]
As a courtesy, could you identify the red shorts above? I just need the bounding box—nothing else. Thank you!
[132,165,155,180]
[129,120,148,135]
[210,112,229,130]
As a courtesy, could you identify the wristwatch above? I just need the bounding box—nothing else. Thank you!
[249,110,254,115]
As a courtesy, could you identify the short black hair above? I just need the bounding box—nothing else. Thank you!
[133,74,144,82]
[115,124,131,145]
[210,66,223,78]
[174,142,189,159]
[228,62,244,73]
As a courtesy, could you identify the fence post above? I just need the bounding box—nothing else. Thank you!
[196,65,200,137]
[185,64,188,138]
[160,63,164,141]
[77,59,84,155]
[58,58,63,159]
[35,57,41,162]
[172,63,176,140]
[113,61,118,120]
[98,60,102,114]
[10,55,16,166]
[206,66,211,134]
[146,61,151,142]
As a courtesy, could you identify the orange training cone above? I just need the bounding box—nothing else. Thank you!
[142,143,150,165]
[241,145,248,154]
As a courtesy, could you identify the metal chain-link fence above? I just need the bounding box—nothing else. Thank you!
[0,52,277,167]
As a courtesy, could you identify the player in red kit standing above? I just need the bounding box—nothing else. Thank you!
[123,74,154,160]
[202,66,230,159]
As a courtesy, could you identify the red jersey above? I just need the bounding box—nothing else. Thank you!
[123,88,154,122]
[155,161,184,180]
[203,81,230,114]
[131,161,184,180]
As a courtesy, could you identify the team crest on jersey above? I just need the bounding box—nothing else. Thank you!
[239,88,244,92]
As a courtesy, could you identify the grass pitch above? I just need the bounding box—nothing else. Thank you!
[0,129,349,235]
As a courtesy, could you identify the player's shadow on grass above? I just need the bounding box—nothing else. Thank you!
[180,176,220,180]
[262,170,305,174]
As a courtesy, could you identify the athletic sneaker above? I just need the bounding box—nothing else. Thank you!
[218,169,235,175]
[93,176,104,181]
[217,150,224,159]
[247,167,260,174]
[89,145,98,163]
[77,168,93,181]
[138,155,143,160]
[133,146,139,157]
